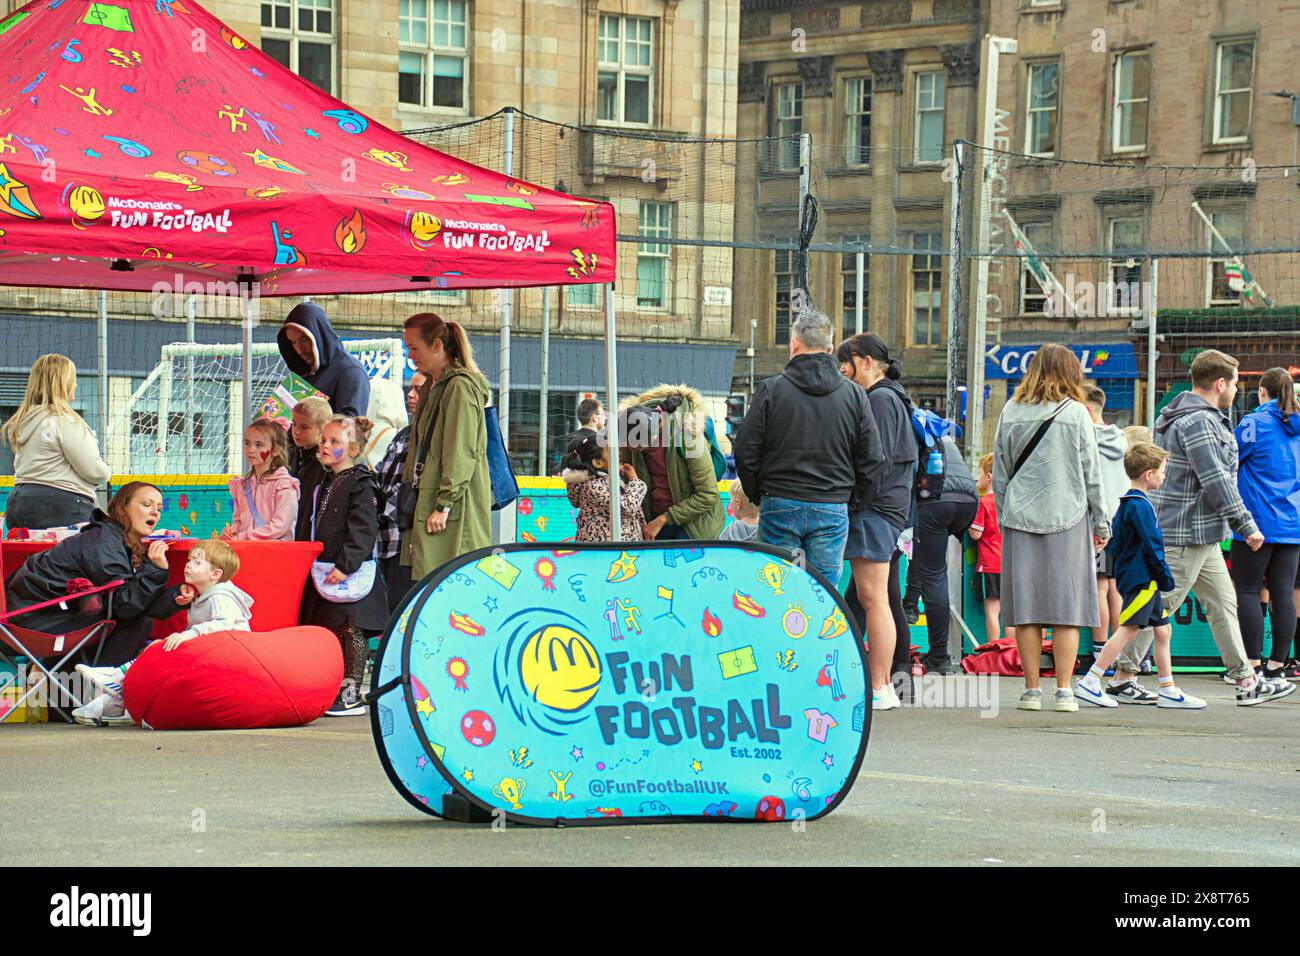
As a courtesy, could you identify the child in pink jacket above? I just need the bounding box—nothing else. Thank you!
[222,419,300,541]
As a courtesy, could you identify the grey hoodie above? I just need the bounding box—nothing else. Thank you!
[178,581,255,638]
[1094,423,1129,524]
[1150,391,1258,546]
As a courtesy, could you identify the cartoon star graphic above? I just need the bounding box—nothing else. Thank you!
[606,550,638,583]
[483,596,499,612]
[570,746,583,761]
[461,768,474,783]
[822,752,834,770]
[415,696,435,717]
[690,759,703,774]
[415,755,428,770]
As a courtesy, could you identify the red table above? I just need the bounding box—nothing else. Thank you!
[2,538,322,636]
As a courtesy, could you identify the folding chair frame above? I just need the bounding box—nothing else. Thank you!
[0,580,123,724]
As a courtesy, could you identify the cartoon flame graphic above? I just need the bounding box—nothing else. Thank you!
[334,207,366,254]
[701,608,722,637]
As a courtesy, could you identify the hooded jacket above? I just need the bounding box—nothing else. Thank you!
[10,407,111,501]
[619,384,726,540]
[277,303,370,417]
[176,580,255,637]
[228,466,300,541]
[301,464,389,632]
[1234,399,1300,543]
[363,378,408,470]
[863,378,919,529]
[6,511,170,634]
[1151,391,1259,546]
[1094,423,1130,524]
[1105,489,1176,596]
[734,352,882,513]
[399,366,493,579]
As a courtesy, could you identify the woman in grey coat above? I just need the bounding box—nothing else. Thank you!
[992,344,1110,713]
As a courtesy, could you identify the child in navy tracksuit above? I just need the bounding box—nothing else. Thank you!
[1075,442,1207,710]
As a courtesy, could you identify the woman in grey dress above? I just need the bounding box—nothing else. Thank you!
[992,344,1110,713]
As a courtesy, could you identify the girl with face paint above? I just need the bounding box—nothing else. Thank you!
[300,415,389,717]
[223,419,300,541]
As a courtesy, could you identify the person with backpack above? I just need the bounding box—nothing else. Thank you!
[835,334,917,711]
[620,384,726,541]
[733,309,881,585]
[992,344,1109,713]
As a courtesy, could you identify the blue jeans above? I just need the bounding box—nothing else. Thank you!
[757,497,849,585]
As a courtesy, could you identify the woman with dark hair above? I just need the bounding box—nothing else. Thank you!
[992,344,1109,712]
[399,313,492,581]
[6,482,175,669]
[836,334,917,711]
[1231,367,1300,678]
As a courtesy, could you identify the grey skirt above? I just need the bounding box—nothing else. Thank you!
[1001,518,1100,628]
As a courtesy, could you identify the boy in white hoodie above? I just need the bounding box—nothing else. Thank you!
[72,541,254,725]
[1085,387,1132,666]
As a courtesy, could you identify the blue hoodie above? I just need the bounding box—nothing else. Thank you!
[1106,488,1176,597]
[1234,399,1300,543]
[277,303,371,417]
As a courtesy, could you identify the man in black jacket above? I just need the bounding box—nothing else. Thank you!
[733,309,883,584]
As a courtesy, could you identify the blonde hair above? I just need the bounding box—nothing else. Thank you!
[1011,344,1088,406]
[3,354,81,449]
[245,418,289,477]
[292,395,332,428]
[727,482,759,522]
[1123,424,1151,445]
[403,312,482,376]
[323,414,374,463]
[193,539,241,581]
[977,452,994,496]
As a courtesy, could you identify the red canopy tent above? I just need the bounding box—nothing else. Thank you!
[0,0,615,295]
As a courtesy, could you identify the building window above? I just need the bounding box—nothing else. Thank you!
[1107,217,1144,313]
[1111,52,1150,153]
[845,77,872,166]
[1024,62,1059,156]
[1019,221,1053,314]
[597,15,653,126]
[841,238,869,339]
[1206,209,1245,306]
[772,82,803,170]
[774,249,796,345]
[914,71,945,164]
[910,233,943,346]
[261,0,334,94]
[398,0,469,111]
[637,201,671,309]
[1212,40,1254,144]
[567,282,602,310]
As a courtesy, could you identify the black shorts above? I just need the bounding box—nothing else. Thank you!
[1117,583,1169,629]
[1095,549,1114,578]
[975,571,1001,602]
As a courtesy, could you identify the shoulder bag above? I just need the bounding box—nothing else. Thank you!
[310,479,377,604]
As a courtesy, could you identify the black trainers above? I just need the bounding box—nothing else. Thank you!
[903,600,920,626]
[1237,676,1296,707]
[922,656,960,676]
[325,690,366,717]
[1104,680,1158,705]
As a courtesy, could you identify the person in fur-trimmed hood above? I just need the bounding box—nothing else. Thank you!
[617,383,725,541]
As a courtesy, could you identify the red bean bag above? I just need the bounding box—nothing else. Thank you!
[122,627,343,730]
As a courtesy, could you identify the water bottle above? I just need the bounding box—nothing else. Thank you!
[920,447,945,499]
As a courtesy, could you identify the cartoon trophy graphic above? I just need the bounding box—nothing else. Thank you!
[756,560,791,596]
[492,776,526,810]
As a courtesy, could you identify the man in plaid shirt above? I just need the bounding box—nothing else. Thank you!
[377,371,426,612]
[1113,349,1293,705]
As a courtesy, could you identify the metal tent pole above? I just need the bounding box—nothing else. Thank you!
[1147,258,1159,432]
[539,286,550,476]
[944,141,962,425]
[854,251,865,335]
[604,284,621,542]
[96,291,108,459]
[495,107,517,544]
[241,279,255,435]
[185,293,195,473]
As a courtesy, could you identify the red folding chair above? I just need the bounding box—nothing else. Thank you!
[0,543,124,723]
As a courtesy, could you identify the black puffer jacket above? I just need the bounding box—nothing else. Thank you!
[734,352,883,513]
[6,512,171,634]
[299,465,389,632]
[862,378,919,528]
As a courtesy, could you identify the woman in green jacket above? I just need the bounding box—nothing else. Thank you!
[399,313,492,581]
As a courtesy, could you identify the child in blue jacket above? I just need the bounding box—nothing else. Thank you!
[1075,442,1206,710]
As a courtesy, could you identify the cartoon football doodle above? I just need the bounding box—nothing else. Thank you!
[60,183,105,229]
[177,150,237,177]
[404,209,441,249]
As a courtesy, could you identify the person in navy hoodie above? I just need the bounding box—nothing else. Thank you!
[1074,442,1207,709]
[277,302,371,417]
[1230,368,1300,679]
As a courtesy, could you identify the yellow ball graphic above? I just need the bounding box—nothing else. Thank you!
[519,624,600,712]
[408,211,441,242]
[69,186,105,222]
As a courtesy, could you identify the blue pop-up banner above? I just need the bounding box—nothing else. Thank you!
[370,541,870,826]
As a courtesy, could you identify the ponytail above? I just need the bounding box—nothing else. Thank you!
[403,312,483,376]
[836,333,902,380]
[1259,367,1299,416]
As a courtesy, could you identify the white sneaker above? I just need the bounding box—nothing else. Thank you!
[1156,686,1207,709]
[873,685,898,712]
[72,693,131,726]
[1073,680,1118,708]
[75,663,124,700]
[885,684,903,709]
